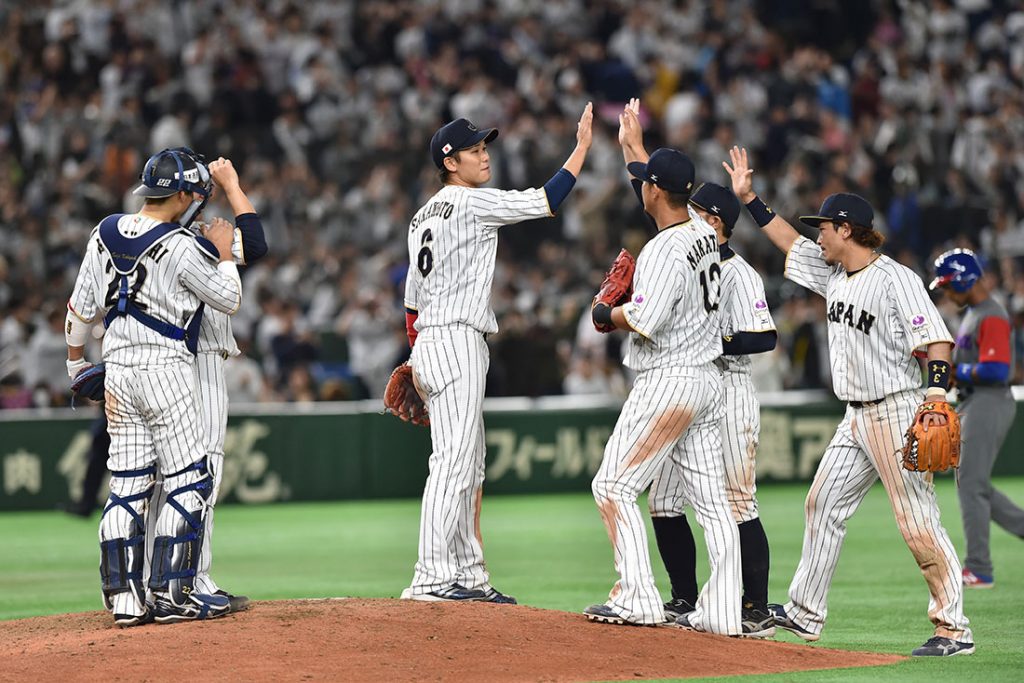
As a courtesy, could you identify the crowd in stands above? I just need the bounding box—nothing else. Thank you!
[2,0,1023,409]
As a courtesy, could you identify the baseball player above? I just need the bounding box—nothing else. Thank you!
[725,146,974,656]
[583,147,744,635]
[400,104,593,602]
[618,102,778,636]
[66,148,243,626]
[182,152,267,610]
[930,249,1024,589]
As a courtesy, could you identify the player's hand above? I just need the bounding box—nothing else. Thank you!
[208,157,240,191]
[617,98,643,150]
[919,397,949,432]
[723,146,756,203]
[202,216,235,260]
[576,101,593,150]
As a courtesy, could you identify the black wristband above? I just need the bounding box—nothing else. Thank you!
[745,196,775,228]
[927,360,951,390]
[592,303,613,326]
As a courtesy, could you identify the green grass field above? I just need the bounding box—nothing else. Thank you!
[2,478,1023,682]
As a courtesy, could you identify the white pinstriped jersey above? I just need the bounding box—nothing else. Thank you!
[785,236,952,401]
[718,247,775,378]
[69,214,242,367]
[195,229,246,355]
[622,214,723,371]
[404,184,552,335]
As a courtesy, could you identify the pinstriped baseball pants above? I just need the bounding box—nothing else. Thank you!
[406,325,491,594]
[193,351,229,594]
[592,365,742,632]
[785,389,972,642]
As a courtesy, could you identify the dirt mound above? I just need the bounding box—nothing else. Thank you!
[0,599,903,681]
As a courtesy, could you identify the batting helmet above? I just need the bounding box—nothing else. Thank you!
[929,248,983,292]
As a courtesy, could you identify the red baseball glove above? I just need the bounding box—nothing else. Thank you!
[383,362,429,427]
[592,249,636,333]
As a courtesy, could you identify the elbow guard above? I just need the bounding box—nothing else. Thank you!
[65,306,90,347]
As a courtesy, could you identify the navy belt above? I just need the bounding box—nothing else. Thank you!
[849,398,884,408]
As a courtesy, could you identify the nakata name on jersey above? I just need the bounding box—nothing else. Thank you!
[686,233,719,270]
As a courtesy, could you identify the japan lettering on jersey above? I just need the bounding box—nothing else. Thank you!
[68,214,242,367]
[404,185,551,335]
[785,236,952,401]
[718,248,775,376]
[622,213,723,371]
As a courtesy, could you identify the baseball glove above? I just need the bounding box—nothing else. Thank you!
[383,362,429,427]
[71,363,106,402]
[901,401,961,472]
[592,249,636,333]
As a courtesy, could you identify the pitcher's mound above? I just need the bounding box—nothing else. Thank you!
[1,598,904,681]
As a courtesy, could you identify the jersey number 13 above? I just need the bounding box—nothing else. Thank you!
[699,263,721,313]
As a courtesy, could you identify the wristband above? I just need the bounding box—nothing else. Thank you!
[592,303,613,327]
[745,196,775,228]
[927,360,951,391]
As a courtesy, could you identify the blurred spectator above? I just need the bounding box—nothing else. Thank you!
[2,0,1023,407]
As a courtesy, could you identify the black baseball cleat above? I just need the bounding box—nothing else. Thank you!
[114,610,153,628]
[740,606,776,638]
[663,597,696,622]
[215,589,251,613]
[401,583,487,602]
[911,636,975,657]
[152,593,231,624]
[480,587,517,604]
[583,604,628,625]
[768,604,819,641]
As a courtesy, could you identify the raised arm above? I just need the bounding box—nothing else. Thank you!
[619,98,648,166]
[181,217,243,314]
[723,146,800,254]
[209,157,267,263]
[542,102,593,213]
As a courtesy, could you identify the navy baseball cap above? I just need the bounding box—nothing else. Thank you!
[799,193,874,228]
[627,148,695,195]
[689,182,740,229]
[133,148,207,198]
[430,118,498,169]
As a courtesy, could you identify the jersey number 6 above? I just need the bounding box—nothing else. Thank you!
[699,262,721,313]
[417,229,434,277]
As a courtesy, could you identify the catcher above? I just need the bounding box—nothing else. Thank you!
[724,145,973,656]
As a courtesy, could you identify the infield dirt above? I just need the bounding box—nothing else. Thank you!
[0,598,904,681]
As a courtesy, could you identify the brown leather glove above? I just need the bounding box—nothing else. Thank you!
[592,249,636,333]
[383,362,429,427]
[901,400,961,472]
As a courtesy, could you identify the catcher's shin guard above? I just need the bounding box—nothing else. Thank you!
[99,465,156,613]
[149,459,216,608]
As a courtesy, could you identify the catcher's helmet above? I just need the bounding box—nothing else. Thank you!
[929,248,983,292]
[133,147,211,199]
[133,147,212,228]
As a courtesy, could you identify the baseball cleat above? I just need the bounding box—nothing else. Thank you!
[768,604,819,641]
[152,593,231,624]
[113,610,153,628]
[740,606,776,638]
[215,589,252,612]
[663,597,696,622]
[962,569,994,589]
[480,587,517,604]
[673,612,699,630]
[401,583,487,602]
[583,604,629,625]
[911,636,975,657]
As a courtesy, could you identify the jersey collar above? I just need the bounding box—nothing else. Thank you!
[719,243,735,261]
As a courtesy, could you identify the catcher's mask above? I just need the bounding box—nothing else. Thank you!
[929,248,983,293]
[133,147,212,229]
